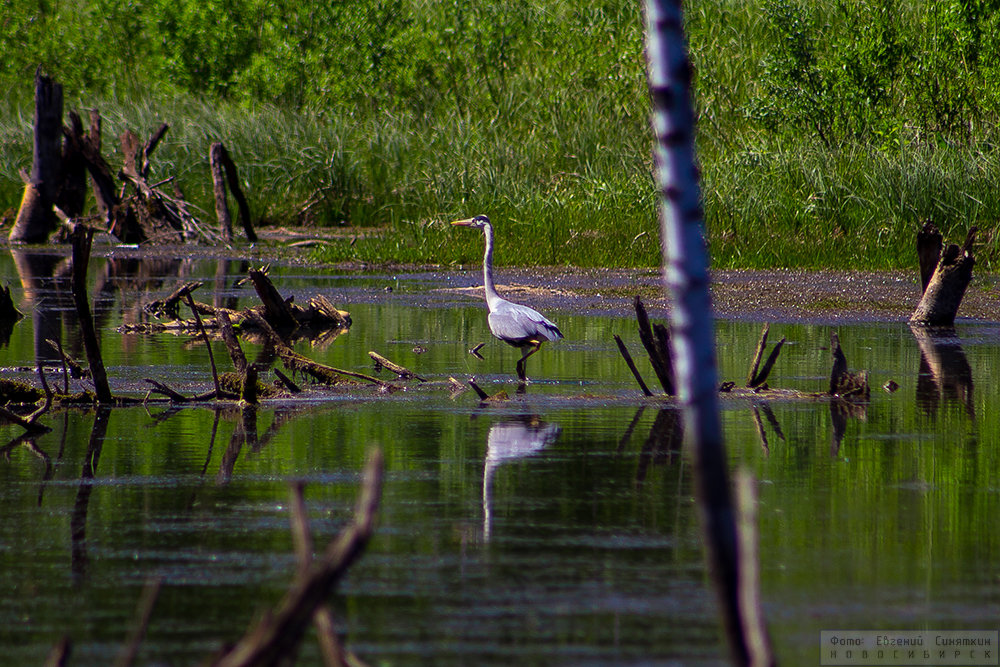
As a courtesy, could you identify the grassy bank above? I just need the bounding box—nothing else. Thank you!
[2,0,999,270]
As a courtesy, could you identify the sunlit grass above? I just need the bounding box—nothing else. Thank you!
[2,0,1000,270]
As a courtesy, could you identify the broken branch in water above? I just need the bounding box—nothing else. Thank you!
[829,332,870,400]
[245,310,393,391]
[369,351,426,382]
[212,450,383,667]
[745,324,785,389]
[184,291,222,397]
[287,481,368,667]
[614,334,653,397]
[71,225,112,403]
[634,296,675,395]
[133,271,350,337]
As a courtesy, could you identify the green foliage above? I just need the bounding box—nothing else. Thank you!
[747,0,1000,148]
[2,0,1000,270]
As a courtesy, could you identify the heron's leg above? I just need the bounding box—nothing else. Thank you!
[515,342,542,382]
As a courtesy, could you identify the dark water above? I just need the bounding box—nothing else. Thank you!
[0,248,997,665]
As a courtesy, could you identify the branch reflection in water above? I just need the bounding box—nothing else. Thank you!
[482,415,561,541]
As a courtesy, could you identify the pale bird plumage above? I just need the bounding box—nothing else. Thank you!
[450,214,563,381]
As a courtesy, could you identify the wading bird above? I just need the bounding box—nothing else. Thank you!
[451,215,563,381]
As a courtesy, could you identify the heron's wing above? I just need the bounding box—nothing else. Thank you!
[488,299,563,344]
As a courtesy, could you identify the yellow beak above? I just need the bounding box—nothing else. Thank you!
[450,218,475,227]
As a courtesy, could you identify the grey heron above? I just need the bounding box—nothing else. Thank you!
[451,215,563,381]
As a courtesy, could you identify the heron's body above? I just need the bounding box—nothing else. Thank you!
[451,215,563,381]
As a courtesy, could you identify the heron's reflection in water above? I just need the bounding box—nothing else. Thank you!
[482,416,561,541]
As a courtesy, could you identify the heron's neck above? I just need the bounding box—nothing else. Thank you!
[481,223,502,309]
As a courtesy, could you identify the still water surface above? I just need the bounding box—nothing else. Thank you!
[0,248,997,665]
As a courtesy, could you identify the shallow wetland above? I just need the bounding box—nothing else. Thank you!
[0,243,998,665]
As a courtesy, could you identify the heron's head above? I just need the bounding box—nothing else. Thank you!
[450,214,491,229]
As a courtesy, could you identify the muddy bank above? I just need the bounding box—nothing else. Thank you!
[38,231,1000,324]
[370,265,1000,325]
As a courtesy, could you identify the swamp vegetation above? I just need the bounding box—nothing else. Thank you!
[2,0,1000,269]
[0,247,998,664]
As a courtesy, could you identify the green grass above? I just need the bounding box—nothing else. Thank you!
[2,0,999,270]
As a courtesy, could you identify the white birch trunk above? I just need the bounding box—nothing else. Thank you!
[643,1,770,664]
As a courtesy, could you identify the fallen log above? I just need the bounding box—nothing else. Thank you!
[245,311,393,390]
[369,351,426,382]
[910,223,976,326]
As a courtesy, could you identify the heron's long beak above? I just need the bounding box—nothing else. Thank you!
[450,218,475,227]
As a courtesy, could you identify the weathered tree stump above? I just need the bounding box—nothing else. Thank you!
[910,222,976,326]
[210,142,257,243]
[829,331,869,400]
[11,68,63,243]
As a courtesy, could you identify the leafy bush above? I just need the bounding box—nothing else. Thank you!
[748,0,1000,148]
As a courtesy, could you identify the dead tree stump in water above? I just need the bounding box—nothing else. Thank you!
[11,69,63,243]
[70,225,113,403]
[910,222,976,326]
[829,332,869,400]
[210,142,257,243]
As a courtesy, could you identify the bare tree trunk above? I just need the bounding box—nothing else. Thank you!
[71,225,113,403]
[11,68,63,243]
[210,143,234,242]
[644,1,771,665]
[910,224,976,326]
[210,142,257,243]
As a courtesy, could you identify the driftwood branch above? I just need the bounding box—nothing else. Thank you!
[368,351,426,382]
[245,311,392,390]
[614,335,653,397]
[184,292,221,396]
[248,268,298,331]
[212,450,383,667]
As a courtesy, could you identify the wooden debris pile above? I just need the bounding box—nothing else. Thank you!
[615,297,795,399]
[10,68,254,246]
[131,268,351,337]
